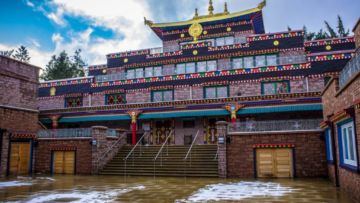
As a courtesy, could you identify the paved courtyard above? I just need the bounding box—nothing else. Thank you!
[0,176,354,202]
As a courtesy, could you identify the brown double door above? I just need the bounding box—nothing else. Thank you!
[9,142,31,175]
[256,148,293,178]
[53,151,75,174]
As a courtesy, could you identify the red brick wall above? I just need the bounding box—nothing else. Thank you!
[322,74,360,202]
[34,139,93,174]
[230,82,259,97]
[37,97,64,110]
[91,94,105,106]
[126,91,150,103]
[0,108,38,132]
[227,132,328,178]
[354,20,360,48]
[0,56,39,110]
[174,86,191,100]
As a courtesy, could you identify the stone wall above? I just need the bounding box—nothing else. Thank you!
[227,132,328,178]
[0,108,38,132]
[37,97,64,110]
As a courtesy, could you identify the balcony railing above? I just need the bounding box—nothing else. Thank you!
[228,119,322,133]
[37,128,120,138]
[339,49,360,88]
[95,55,307,83]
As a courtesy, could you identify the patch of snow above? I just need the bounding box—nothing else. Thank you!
[13,185,145,203]
[177,181,296,202]
[0,181,32,188]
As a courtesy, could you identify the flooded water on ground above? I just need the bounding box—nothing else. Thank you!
[0,175,354,203]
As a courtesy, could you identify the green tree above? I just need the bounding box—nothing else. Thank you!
[337,15,350,37]
[314,29,328,40]
[13,45,30,63]
[41,49,86,81]
[0,50,14,57]
[324,21,338,38]
[303,26,316,41]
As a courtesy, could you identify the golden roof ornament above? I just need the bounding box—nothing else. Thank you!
[189,22,203,42]
[257,0,267,10]
[208,0,214,15]
[224,2,229,14]
[194,8,199,19]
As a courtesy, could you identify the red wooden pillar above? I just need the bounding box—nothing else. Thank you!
[50,115,60,129]
[127,111,142,145]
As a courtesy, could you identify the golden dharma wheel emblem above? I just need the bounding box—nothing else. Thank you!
[203,30,208,35]
[50,87,56,96]
[326,45,332,51]
[226,27,232,32]
[193,50,199,55]
[273,40,280,46]
[102,69,107,74]
[123,58,128,63]
[189,22,203,42]
[180,33,185,38]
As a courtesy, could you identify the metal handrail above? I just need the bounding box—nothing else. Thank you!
[214,147,219,160]
[184,130,200,161]
[153,130,174,163]
[124,131,149,161]
[97,132,126,163]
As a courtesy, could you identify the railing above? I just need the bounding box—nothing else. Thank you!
[37,128,92,138]
[153,130,174,166]
[214,147,219,160]
[96,132,127,171]
[149,47,163,55]
[228,119,322,133]
[95,55,307,83]
[37,128,121,138]
[339,49,360,88]
[123,131,149,177]
[184,130,200,166]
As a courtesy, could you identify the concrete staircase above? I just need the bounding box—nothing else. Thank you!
[99,145,218,177]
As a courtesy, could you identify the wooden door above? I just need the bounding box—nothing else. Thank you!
[53,151,75,174]
[256,148,293,178]
[9,142,31,175]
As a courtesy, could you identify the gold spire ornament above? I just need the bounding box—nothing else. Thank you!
[208,0,214,15]
[194,8,199,18]
[224,2,229,14]
[189,22,203,42]
[257,0,267,10]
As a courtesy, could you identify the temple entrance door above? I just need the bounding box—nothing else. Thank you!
[153,120,173,145]
[204,118,226,144]
[9,142,31,176]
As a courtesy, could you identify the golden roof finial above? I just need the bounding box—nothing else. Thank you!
[224,2,229,14]
[208,0,214,15]
[257,0,266,10]
[194,8,199,18]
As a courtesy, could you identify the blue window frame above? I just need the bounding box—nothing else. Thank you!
[337,119,358,171]
[325,128,334,163]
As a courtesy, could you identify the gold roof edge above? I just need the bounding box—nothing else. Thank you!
[145,0,266,29]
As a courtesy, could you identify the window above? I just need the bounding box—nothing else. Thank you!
[151,90,174,102]
[126,69,135,79]
[204,86,229,99]
[65,97,82,108]
[176,63,196,74]
[255,55,266,67]
[232,58,243,69]
[339,121,358,168]
[145,67,153,78]
[135,68,144,78]
[266,55,278,66]
[325,129,334,162]
[154,66,162,76]
[106,93,126,105]
[215,36,234,46]
[243,57,254,68]
[196,60,217,72]
[262,81,290,95]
